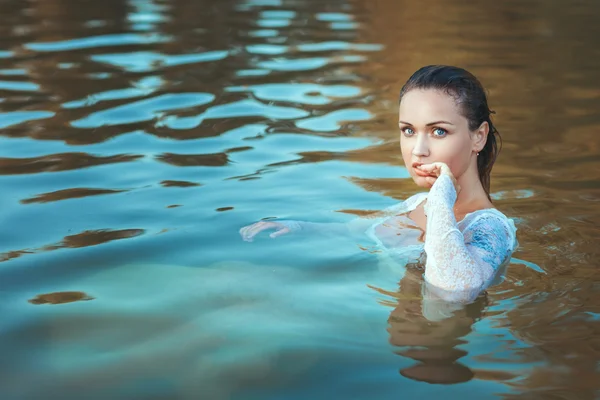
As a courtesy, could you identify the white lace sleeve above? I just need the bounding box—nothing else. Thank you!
[423,174,515,303]
[277,194,424,238]
[276,206,401,237]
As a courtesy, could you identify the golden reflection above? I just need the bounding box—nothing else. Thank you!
[160,180,202,187]
[0,228,145,263]
[0,153,142,175]
[0,249,32,262]
[28,291,95,305]
[155,152,228,167]
[49,228,145,249]
[20,187,126,204]
[264,140,403,168]
[304,142,402,166]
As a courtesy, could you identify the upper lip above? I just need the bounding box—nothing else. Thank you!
[412,162,423,169]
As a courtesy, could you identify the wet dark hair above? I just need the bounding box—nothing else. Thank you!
[399,65,501,200]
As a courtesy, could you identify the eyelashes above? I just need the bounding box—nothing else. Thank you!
[432,127,448,137]
[400,127,415,136]
[400,126,448,138]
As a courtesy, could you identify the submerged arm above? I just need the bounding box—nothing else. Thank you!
[277,210,396,236]
[240,199,414,242]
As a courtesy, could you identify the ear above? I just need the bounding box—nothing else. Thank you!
[472,121,489,152]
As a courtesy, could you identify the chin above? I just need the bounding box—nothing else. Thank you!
[412,176,433,188]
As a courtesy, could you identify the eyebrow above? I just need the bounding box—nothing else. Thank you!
[398,120,454,126]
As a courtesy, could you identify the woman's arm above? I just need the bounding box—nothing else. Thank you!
[422,174,514,302]
[239,212,383,242]
[239,199,414,242]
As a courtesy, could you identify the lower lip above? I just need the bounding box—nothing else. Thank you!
[413,168,430,177]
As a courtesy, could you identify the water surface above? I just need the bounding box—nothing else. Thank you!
[1,0,600,399]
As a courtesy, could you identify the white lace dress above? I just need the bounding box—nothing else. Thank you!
[278,174,519,304]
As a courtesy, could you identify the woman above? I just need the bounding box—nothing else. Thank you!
[239,65,518,303]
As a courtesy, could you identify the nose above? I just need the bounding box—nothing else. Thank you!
[412,134,430,157]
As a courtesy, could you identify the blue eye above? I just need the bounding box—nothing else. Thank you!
[433,128,447,137]
[402,127,415,136]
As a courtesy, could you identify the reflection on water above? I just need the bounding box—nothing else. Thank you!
[1,0,600,398]
[371,260,493,385]
[20,187,127,204]
[0,152,143,175]
[29,291,95,305]
[2,229,146,262]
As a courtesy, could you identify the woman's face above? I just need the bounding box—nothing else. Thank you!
[399,89,482,188]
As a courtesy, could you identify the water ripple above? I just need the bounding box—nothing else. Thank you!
[1,0,598,398]
[316,13,353,22]
[160,180,202,188]
[156,152,229,167]
[0,69,27,76]
[0,228,145,263]
[70,93,215,128]
[26,33,171,52]
[160,99,309,130]
[0,153,142,175]
[62,76,165,109]
[91,50,230,72]
[257,55,365,71]
[0,80,40,92]
[0,111,54,129]
[29,291,95,305]
[256,19,291,28]
[20,188,127,204]
[296,108,372,132]
[260,10,296,18]
[226,83,361,105]
[297,42,383,52]
[248,29,279,38]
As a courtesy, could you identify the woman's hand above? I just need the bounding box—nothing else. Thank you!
[239,221,291,242]
[416,162,461,194]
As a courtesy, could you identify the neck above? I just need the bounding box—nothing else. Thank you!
[454,162,490,212]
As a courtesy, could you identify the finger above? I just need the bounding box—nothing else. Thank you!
[269,227,290,238]
[431,162,453,176]
[423,162,452,178]
[241,228,254,242]
[239,225,251,240]
[239,223,257,236]
[246,221,280,241]
[418,162,439,170]
[434,162,451,176]
[240,222,263,241]
[418,164,440,177]
[425,176,437,186]
[245,222,271,240]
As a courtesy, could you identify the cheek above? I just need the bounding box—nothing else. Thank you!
[400,138,411,162]
[433,138,471,173]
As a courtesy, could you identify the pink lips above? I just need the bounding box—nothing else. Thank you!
[412,162,430,177]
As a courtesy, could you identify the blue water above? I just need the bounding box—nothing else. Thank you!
[1,0,599,399]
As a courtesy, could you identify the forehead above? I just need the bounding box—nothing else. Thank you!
[399,89,462,121]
